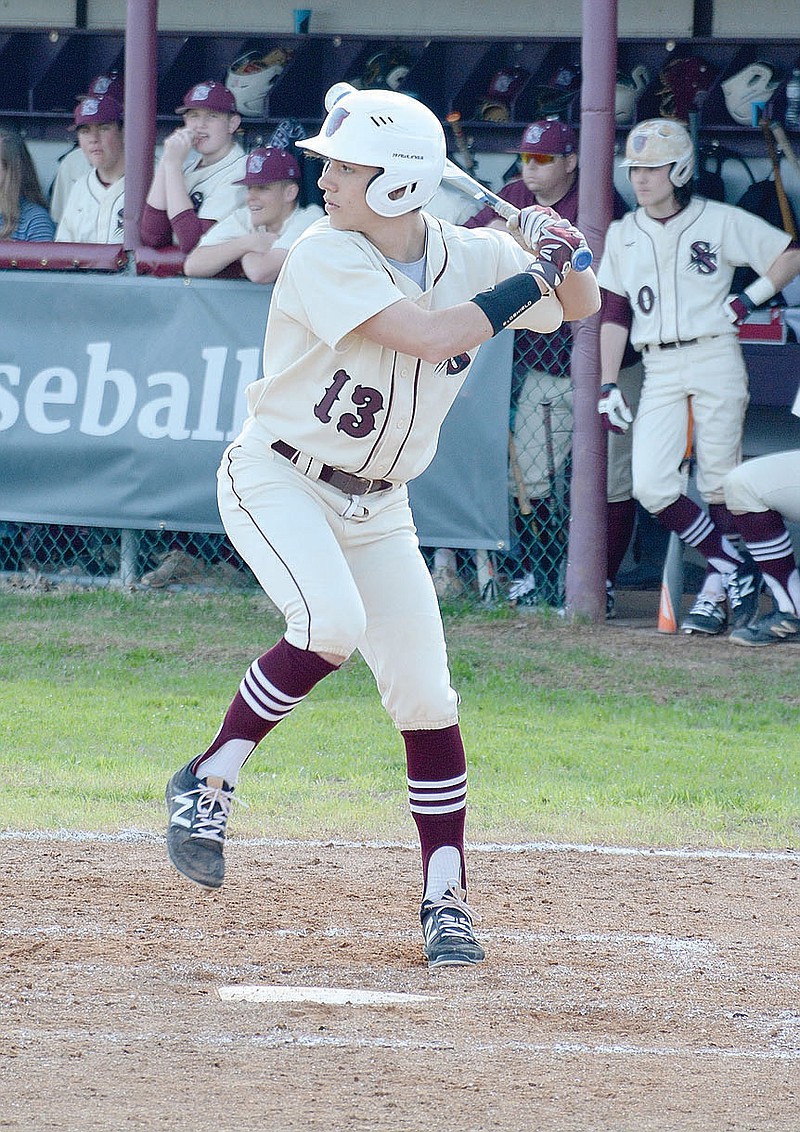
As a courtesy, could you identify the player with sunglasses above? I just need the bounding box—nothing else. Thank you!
[463,120,635,614]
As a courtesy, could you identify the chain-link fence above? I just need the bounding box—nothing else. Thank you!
[1,332,573,601]
[424,325,573,609]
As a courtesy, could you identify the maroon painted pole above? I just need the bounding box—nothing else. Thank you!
[123,0,158,250]
[565,0,618,621]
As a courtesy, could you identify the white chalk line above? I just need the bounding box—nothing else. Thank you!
[8,1025,800,1061]
[1,827,797,862]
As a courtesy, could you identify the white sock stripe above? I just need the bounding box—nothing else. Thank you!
[406,773,467,790]
[747,535,794,561]
[409,800,466,815]
[680,513,714,546]
[248,661,304,709]
[408,785,468,804]
[238,678,296,721]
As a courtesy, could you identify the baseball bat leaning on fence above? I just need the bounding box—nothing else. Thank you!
[770,122,800,181]
[657,405,694,634]
[445,111,477,175]
[441,159,593,272]
[760,118,798,240]
[541,400,566,528]
[509,432,532,517]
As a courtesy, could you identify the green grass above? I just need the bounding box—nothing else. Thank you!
[1,587,798,849]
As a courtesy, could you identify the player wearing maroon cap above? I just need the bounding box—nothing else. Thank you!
[184,146,324,282]
[55,93,125,243]
[141,80,247,254]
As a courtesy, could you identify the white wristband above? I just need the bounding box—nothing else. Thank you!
[743,275,777,308]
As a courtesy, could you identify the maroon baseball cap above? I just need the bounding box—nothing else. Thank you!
[78,72,124,103]
[70,93,124,130]
[516,119,577,155]
[175,81,238,115]
[234,146,300,186]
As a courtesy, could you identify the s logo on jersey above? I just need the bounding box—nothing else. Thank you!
[688,241,718,275]
[435,352,471,377]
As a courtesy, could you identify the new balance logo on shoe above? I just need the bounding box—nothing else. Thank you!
[165,762,234,890]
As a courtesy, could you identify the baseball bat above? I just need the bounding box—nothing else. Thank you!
[508,432,532,516]
[657,406,694,634]
[441,158,594,272]
[541,400,563,522]
[770,122,800,180]
[445,111,476,175]
[760,119,798,240]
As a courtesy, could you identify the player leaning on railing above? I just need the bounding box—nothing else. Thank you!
[163,82,599,969]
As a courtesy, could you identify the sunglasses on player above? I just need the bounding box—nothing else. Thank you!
[520,152,560,165]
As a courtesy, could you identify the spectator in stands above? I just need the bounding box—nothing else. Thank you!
[462,119,635,614]
[49,72,124,223]
[55,93,125,243]
[140,80,246,255]
[0,126,56,241]
[183,146,323,282]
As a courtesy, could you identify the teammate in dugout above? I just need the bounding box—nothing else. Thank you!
[55,93,125,244]
[597,118,800,636]
[140,80,246,255]
[164,82,599,969]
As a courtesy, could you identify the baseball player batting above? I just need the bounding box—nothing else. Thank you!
[597,118,800,636]
[164,82,599,969]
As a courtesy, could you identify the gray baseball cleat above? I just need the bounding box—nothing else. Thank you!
[681,594,728,635]
[729,607,800,647]
[420,884,485,969]
[165,762,233,890]
[725,555,763,630]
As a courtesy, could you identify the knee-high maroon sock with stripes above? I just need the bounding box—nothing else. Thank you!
[658,495,741,579]
[606,498,637,584]
[191,638,338,784]
[403,723,468,902]
[730,509,800,614]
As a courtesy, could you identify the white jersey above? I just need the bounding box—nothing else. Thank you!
[597,197,791,350]
[244,214,534,484]
[182,143,248,221]
[55,171,125,243]
[197,201,324,251]
[49,145,91,223]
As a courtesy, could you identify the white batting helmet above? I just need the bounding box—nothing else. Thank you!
[722,61,780,126]
[226,49,290,118]
[296,83,446,217]
[620,118,695,187]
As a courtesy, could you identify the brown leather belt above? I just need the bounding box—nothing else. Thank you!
[271,440,393,496]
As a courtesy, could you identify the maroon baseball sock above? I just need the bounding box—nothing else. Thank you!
[731,509,800,613]
[403,724,467,900]
[658,495,740,576]
[192,638,338,780]
[606,498,637,584]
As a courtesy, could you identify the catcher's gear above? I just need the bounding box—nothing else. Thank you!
[722,61,780,126]
[226,48,291,118]
[598,383,633,434]
[615,64,650,124]
[621,118,695,187]
[657,54,716,121]
[297,83,445,217]
[477,66,530,121]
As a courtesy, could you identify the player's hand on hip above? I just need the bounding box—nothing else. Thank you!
[598,382,633,434]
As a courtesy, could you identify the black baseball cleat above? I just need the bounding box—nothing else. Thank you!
[681,595,728,635]
[725,554,763,630]
[729,607,800,647]
[165,762,234,890]
[420,884,485,969]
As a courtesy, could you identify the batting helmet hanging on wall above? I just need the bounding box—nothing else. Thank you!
[226,47,292,118]
[620,118,695,187]
[615,65,650,124]
[657,55,716,121]
[296,82,446,217]
[722,61,780,125]
[526,61,581,120]
[477,66,531,121]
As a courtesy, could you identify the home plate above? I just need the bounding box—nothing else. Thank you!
[218,985,431,1006]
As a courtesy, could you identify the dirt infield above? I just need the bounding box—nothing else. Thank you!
[2,834,798,1131]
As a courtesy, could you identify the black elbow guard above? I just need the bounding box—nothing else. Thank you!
[470,271,544,335]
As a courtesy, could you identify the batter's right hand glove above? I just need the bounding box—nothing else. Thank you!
[513,206,590,285]
[598,382,633,433]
